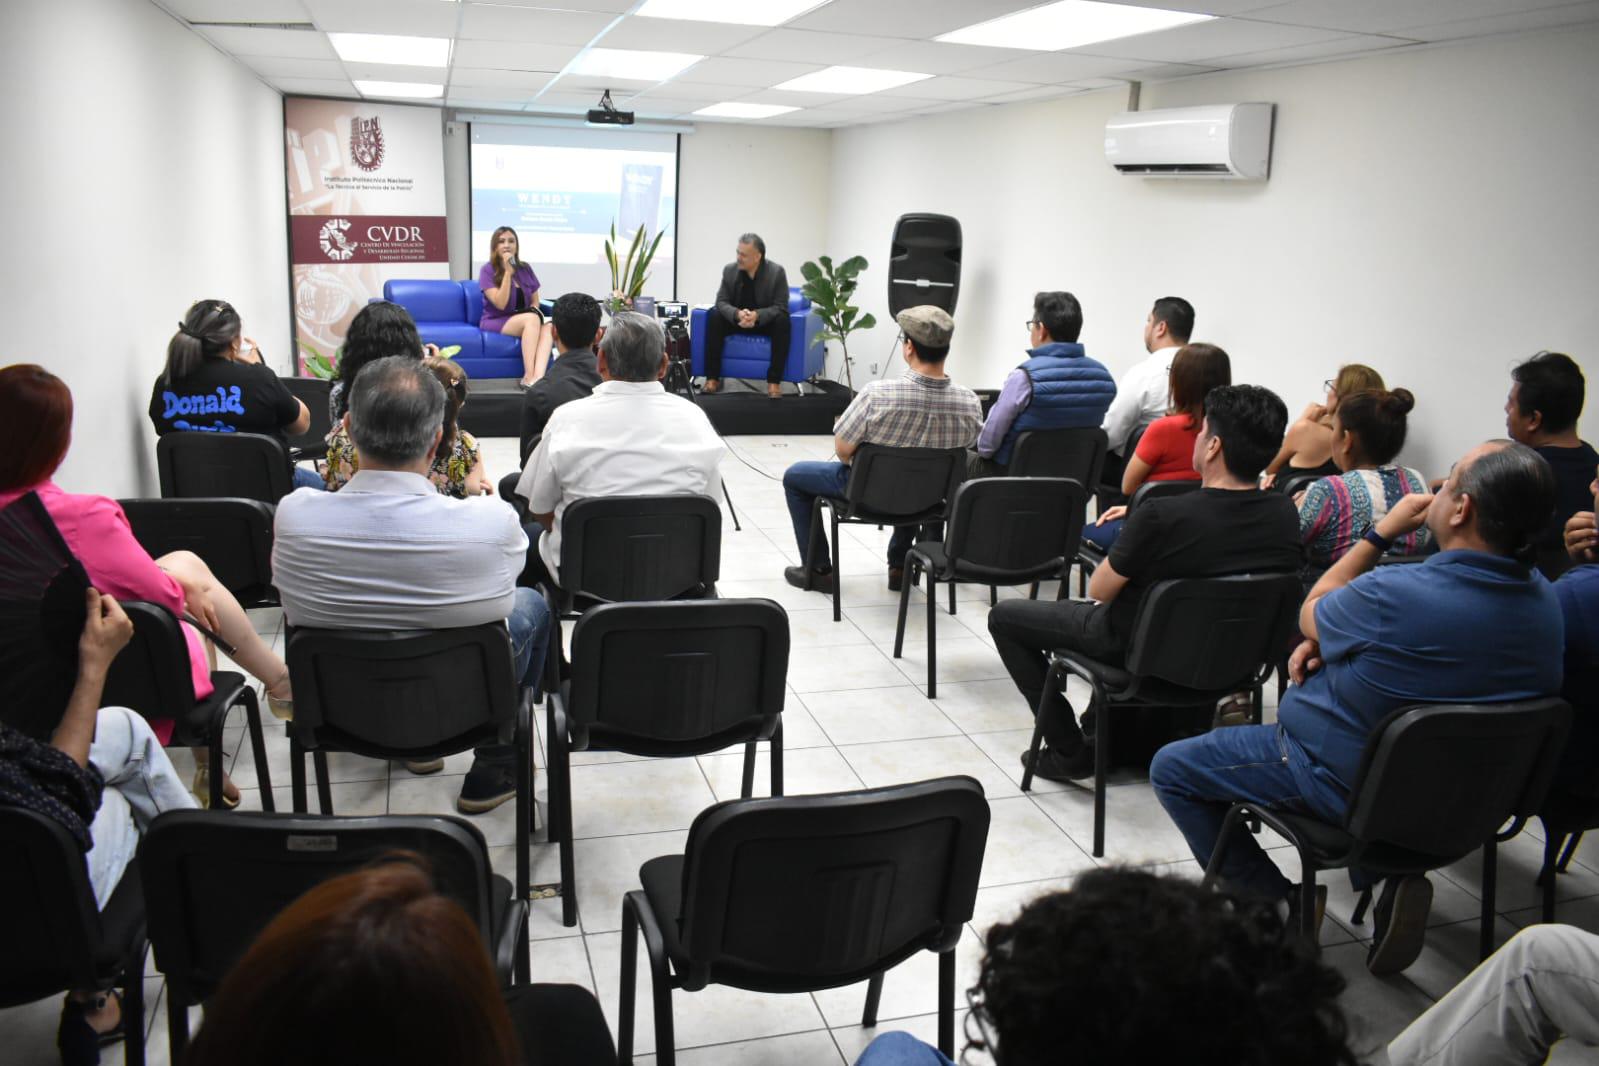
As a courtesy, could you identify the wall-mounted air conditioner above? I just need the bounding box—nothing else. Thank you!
[1105,103,1275,180]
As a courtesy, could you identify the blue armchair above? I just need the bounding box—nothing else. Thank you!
[691,288,825,384]
[381,280,550,381]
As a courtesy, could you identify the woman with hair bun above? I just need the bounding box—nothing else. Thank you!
[150,299,322,490]
[1298,387,1432,567]
[1263,364,1385,489]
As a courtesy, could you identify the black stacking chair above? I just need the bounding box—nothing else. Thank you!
[138,810,529,1057]
[1278,472,1324,499]
[1204,698,1570,960]
[1074,478,1199,596]
[505,984,619,1066]
[806,444,967,622]
[157,431,295,506]
[618,777,990,1065]
[283,622,533,932]
[119,497,278,609]
[280,376,333,463]
[893,478,1088,697]
[1021,574,1302,857]
[548,599,789,928]
[0,809,148,1066]
[102,601,274,811]
[1096,421,1149,510]
[1010,426,1107,486]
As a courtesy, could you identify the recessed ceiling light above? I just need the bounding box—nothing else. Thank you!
[634,0,827,26]
[329,33,450,67]
[694,101,801,118]
[936,0,1212,52]
[353,80,444,99]
[569,47,705,81]
[773,66,931,94]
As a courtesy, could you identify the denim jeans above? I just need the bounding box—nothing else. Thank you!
[506,586,552,691]
[291,464,326,491]
[781,460,931,570]
[1149,722,1348,902]
[853,1032,954,1066]
[1079,516,1124,551]
[86,706,199,908]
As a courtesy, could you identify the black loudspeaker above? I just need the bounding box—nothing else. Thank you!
[887,213,962,317]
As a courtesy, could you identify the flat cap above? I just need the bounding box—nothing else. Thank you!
[895,305,954,348]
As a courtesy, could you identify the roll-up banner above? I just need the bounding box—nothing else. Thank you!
[283,97,449,375]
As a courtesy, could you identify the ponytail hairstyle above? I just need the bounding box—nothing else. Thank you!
[488,226,520,287]
[1453,440,1558,566]
[1327,364,1384,412]
[1334,387,1414,466]
[166,300,242,385]
[422,356,468,461]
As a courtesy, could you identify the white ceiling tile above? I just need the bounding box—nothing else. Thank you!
[877,75,1042,100]
[789,0,1042,38]
[344,61,452,82]
[165,0,311,20]
[981,84,1082,102]
[272,77,358,96]
[193,25,334,58]
[242,55,349,78]
[1092,0,1292,12]
[1243,0,1581,35]
[722,28,905,63]
[826,93,941,113]
[450,40,581,70]
[480,0,632,9]
[448,64,570,87]
[1110,61,1219,78]
[555,73,665,92]
[457,5,614,44]
[959,51,1152,82]
[445,82,551,101]
[847,39,1037,75]
[733,87,857,107]
[1069,15,1360,62]
[676,56,824,85]
[527,91,605,107]
[1209,33,1418,66]
[1067,75,1138,88]
[1392,0,1599,40]
[599,16,770,52]
[303,0,461,36]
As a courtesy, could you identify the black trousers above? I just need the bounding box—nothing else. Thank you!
[702,311,790,384]
[504,983,618,1066]
[987,598,1125,754]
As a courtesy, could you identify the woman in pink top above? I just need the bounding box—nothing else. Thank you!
[480,226,554,389]
[0,365,293,807]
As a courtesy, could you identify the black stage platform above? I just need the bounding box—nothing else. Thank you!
[460,377,854,439]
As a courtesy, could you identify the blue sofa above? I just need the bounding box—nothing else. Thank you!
[691,288,825,384]
[381,279,550,381]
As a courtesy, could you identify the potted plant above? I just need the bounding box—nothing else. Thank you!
[603,221,666,314]
[799,254,876,390]
[297,340,459,379]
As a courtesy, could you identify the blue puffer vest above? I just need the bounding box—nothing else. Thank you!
[993,342,1118,464]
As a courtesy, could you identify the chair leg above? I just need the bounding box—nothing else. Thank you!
[1092,695,1109,858]
[1201,805,1249,888]
[313,749,333,815]
[995,584,1003,605]
[619,897,640,1064]
[946,577,956,616]
[831,510,843,622]
[166,983,190,1063]
[515,700,533,981]
[740,739,757,799]
[1299,872,1320,943]
[289,737,307,813]
[122,946,147,1066]
[892,557,915,659]
[1351,887,1374,925]
[925,570,938,699]
[1481,838,1498,961]
[1543,832,1563,924]
[553,726,577,929]
[723,480,741,532]
[937,948,956,1059]
[770,719,784,797]
[861,972,884,1028]
[241,690,274,812]
[620,895,677,1066]
[207,733,224,810]
[1558,831,1584,872]
[1018,659,1061,793]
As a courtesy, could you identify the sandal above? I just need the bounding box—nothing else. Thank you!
[267,691,294,721]
[193,765,240,810]
[59,989,125,1066]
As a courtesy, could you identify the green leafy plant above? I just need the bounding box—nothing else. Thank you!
[603,221,666,313]
[297,340,459,380]
[799,254,876,390]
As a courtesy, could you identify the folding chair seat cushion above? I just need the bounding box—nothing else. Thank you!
[1060,653,1248,707]
[1267,811,1462,871]
[173,671,247,738]
[504,983,619,1066]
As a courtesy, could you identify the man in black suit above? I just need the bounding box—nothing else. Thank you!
[518,292,603,465]
[703,232,790,398]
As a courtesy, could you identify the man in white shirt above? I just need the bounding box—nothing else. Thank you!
[274,356,552,814]
[516,311,726,587]
[1100,296,1195,483]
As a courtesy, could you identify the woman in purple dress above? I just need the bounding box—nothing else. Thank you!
[479,226,554,388]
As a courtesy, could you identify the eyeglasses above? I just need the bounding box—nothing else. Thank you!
[1322,378,1336,393]
[962,987,999,1065]
[1023,319,1040,331]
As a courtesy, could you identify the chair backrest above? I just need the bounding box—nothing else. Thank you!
[1123,574,1303,693]
[1127,477,1199,512]
[1343,699,1572,857]
[280,376,333,453]
[1279,472,1323,499]
[285,623,518,757]
[0,807,111,1005]
[383,278,468,323]
[944,478,1088,582]
[119,498,276,606]
[844,445,966,522]
[101,601,198,719]
[558,495,721,604]
[157,431,293,506]
[675,777,989,988]
[566,599,788,751]
[1010,427,1107,488]
[787,287,810,312]
[139,810,499,1005]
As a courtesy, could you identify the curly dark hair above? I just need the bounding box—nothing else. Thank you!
[334,301,425,417]
[969,868,1357,1066]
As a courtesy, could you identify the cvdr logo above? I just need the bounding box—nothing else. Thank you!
[319,218,357,261]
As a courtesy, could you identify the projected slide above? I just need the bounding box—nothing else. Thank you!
[470,125,678,301]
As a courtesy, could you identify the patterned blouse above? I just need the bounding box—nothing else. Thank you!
[0,723,103,853]
[323,423,483,498]
[1298,465,1432,567]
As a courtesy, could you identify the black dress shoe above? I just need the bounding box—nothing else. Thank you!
[1367,875,1433,975]
[888,567,904,592]
[458,751,518,814]
[1020,745,1095,783]
[783,565,834,593]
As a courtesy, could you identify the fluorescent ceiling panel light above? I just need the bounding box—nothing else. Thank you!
[936,0,1212,52]
[634,0,826,26]
[569,47,704,81]
[773,66,931,94]
[354,80,444,98]
[329,33,450,67]
[694,101,800,117]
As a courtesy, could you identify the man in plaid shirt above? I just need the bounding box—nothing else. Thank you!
[781,305,983,593]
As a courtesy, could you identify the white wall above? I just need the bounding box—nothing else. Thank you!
[0,0,291,498]
[828,26,1599,477]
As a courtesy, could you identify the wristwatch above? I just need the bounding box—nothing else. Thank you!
[1363,527,1393,553]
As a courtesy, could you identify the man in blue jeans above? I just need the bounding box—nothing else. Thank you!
[781,306,982,593]
[274,356,552,815]
[1151,439,1564,976]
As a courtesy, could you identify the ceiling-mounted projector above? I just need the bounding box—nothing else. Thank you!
[587,89,634,126]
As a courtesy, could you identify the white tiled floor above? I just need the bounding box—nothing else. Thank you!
[5,433,1599,1064]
